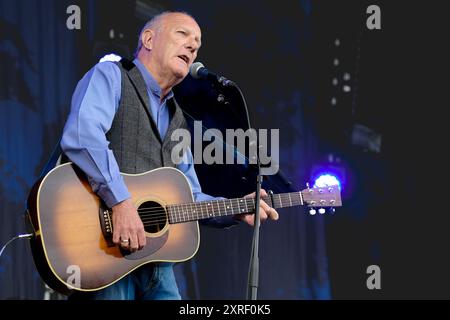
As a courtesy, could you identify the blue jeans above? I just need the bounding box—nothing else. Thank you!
[68,263,181,300]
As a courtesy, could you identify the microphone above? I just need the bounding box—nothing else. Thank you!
[189,62,235,87]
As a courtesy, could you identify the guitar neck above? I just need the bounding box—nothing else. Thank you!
[167,192,304,224]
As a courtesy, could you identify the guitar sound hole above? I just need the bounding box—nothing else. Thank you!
[138,201,167,234]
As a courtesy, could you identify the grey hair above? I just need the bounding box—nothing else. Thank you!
[134,11,197,58]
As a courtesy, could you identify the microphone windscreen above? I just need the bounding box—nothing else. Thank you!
[189,61,204,79]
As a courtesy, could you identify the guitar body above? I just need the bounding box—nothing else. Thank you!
[27,163,199,294]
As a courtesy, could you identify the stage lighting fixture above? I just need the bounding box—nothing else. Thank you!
[310,155,346,192]
[314,173,341,189]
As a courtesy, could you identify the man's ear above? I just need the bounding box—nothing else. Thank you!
[141,29,154,50]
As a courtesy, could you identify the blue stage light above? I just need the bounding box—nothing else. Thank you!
[314,173,341,189]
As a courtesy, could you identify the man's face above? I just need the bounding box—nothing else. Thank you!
[150,13,202,82]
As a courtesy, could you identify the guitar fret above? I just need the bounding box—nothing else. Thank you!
[277,194,282,208]
[206,202,211,218]
[177,204,181,222]
[298,191,303,205]
[222,200,226,216]
[215,200,221,217]
[202,202,205,218]
[199,202,204,219]
[206,202,210,218]
[173,205,178,223]
[238,199,245,214]
[190,202,195,221]
[167,206,172,223]
[177,204,182,222]
[209,202,213,217]
[229,199,234,215]
[193,203,198,220]
[245,198,253,213]
[288,193,292,206]
[170,206,174,223]
[183,203,188,222]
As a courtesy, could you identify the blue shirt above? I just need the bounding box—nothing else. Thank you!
[61,59,223,210]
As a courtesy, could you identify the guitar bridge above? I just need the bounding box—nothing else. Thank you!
[99,205,114,247]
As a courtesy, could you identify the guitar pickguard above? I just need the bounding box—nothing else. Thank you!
[120,231,169,260]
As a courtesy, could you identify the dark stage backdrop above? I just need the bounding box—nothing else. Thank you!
[0,0,79,299]
[0,0,330,299]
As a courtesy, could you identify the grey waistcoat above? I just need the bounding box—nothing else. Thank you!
[106,59,188,174]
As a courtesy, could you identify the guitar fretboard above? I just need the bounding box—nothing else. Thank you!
[167,192,304,224]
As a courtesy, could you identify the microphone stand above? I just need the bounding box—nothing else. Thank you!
[227,82,263,300]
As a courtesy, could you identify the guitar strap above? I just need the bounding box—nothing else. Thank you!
[38,137,69,179]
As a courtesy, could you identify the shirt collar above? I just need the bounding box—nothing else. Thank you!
[133,58,174,101]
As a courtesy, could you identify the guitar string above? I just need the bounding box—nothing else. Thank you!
[138,202,305,223]
[111,198,322,227]
[107,193,334,227]
[135,200,306,218]
[139,204,316,226]
[135,198,266,214]
[136,198,305,218]
[105,194,321,223]
[134,198,306,224]
[134,198,266,216]
[132,193,306,215]
[134,198,307,220]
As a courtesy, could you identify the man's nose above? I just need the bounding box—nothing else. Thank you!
[186,38,199,52]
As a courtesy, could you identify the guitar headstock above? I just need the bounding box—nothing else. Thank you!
[301,185,342,214]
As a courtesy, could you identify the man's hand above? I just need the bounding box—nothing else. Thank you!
[112,199,146,252]
[235,189,279,226]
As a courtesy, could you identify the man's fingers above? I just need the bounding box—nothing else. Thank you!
[244,214,254,226]
[119,232,130,249]
[129,232,139,252]
[270,208,279,220]
[112,230,121,244]
[259,207,268,220]
[137,227,147,249]
[240,189,280,226]
[260,189,268,197]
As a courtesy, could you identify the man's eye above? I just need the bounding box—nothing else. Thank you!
[177,30,186,35]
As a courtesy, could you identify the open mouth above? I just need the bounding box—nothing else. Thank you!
[177,55,189,65]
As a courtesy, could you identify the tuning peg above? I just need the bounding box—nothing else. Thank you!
[309,208,316,215]
[330,208,336,214]
[318,208,326,214]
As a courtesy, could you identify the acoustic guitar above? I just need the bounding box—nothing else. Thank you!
[26,162,341,294]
